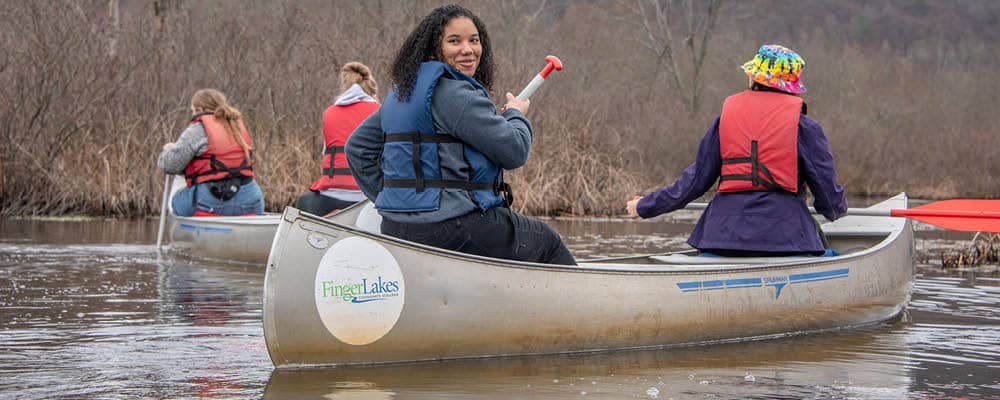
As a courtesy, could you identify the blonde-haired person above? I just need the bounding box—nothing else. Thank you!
[158,89,264,216]
[296,62,380,216]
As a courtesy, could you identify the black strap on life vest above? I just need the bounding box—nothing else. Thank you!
[184,155,253,210]
[719,140,784,191]
[382,131,514,207]
[322,145,351,177]
[382,178,494,191]
[496,171,513,207]
[185,153,254,184]
[383,132,488,193]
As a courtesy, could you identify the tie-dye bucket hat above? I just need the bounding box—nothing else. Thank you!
[741,44,806,94]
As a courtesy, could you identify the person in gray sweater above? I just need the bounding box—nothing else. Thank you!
[346,4,575,265]
[158,89,264,216]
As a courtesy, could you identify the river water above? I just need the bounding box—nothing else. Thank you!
[0,213,997,399]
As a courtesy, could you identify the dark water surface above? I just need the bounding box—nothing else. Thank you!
[0,215,997,399]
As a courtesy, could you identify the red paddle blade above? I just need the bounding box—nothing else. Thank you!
[892,199,1000,232]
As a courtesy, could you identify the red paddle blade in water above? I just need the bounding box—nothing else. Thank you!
[891,199,1000,232]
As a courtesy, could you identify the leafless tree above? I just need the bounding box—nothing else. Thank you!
[622,0,723,116]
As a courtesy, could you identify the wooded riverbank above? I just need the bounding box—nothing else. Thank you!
[1,1,997,217]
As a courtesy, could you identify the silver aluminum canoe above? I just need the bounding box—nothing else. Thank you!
[163,176,280,265]
[167,213,280,265]
[263,194,914,368]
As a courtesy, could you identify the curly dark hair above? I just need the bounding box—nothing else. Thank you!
[390,4,495,102]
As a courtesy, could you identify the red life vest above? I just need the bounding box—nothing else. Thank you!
[183,113,255,187]
[308,101,379,192]
[718,90,803,193]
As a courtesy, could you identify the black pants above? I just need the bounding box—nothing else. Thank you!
[381,207,576,265]
[295,191,357,216]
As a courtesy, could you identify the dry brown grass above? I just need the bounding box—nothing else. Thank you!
[941,233,999,269]
[1,1,997,217]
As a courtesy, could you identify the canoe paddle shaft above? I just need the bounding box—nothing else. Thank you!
[155,175,172,254]
[685,199,1000,233]
[516,55,563,101]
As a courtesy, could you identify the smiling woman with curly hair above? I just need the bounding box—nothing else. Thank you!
[389,4,495,102]
[346,4,575,265]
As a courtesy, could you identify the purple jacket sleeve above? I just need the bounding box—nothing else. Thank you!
[798,115,848,221]
[636,118,722,218]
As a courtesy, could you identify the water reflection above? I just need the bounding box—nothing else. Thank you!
[264,325,915,399]
[904,272,1000,397]
[0,232,269,398]
[1,216,997,399]
[549,211,698,260]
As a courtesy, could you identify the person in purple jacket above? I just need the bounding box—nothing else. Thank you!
[626,44,848,257]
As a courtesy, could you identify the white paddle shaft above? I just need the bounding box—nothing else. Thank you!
[516,75,545,101]
[684,202,890,217]
[155,175,171,254]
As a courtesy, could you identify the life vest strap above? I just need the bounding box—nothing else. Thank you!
[383,178,494,191]
[384,133,463,144]
[185,154,253,183]
[719,174,782,191]
[208,155,253,176]
[323,145,347,177]
[719,140,785,192]
[322,167,353,176]
[384,132,463,192]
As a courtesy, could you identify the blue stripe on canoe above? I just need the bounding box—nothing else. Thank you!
[789,268,849,283]
[179,223,234,234]
[702,280,724,288]
[676,268,849,294]
[725,278,762,288]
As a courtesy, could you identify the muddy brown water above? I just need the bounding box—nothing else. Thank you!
[0,212,997,399]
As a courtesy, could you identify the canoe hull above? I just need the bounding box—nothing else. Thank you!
[162,176,280,265]
[264,195,914,367]
[168,214,280,265]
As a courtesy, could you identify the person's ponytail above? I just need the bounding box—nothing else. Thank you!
[215,106,250,161]
[341,61,378,97]
[213,105,242,121]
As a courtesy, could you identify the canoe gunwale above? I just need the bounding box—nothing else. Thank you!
[287,207,907,276]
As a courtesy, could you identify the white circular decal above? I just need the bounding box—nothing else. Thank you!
[314,236,405,345]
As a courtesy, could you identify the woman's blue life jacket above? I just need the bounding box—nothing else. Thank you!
[375,61,507,212]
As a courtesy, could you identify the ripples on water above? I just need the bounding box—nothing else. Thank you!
[0,218,997,399]
[0,237,270,399]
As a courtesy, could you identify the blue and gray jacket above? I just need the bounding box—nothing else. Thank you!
[375,61,506,212]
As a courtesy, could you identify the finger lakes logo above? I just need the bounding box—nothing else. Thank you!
[319,275,401,303]
[314,237,405,345]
